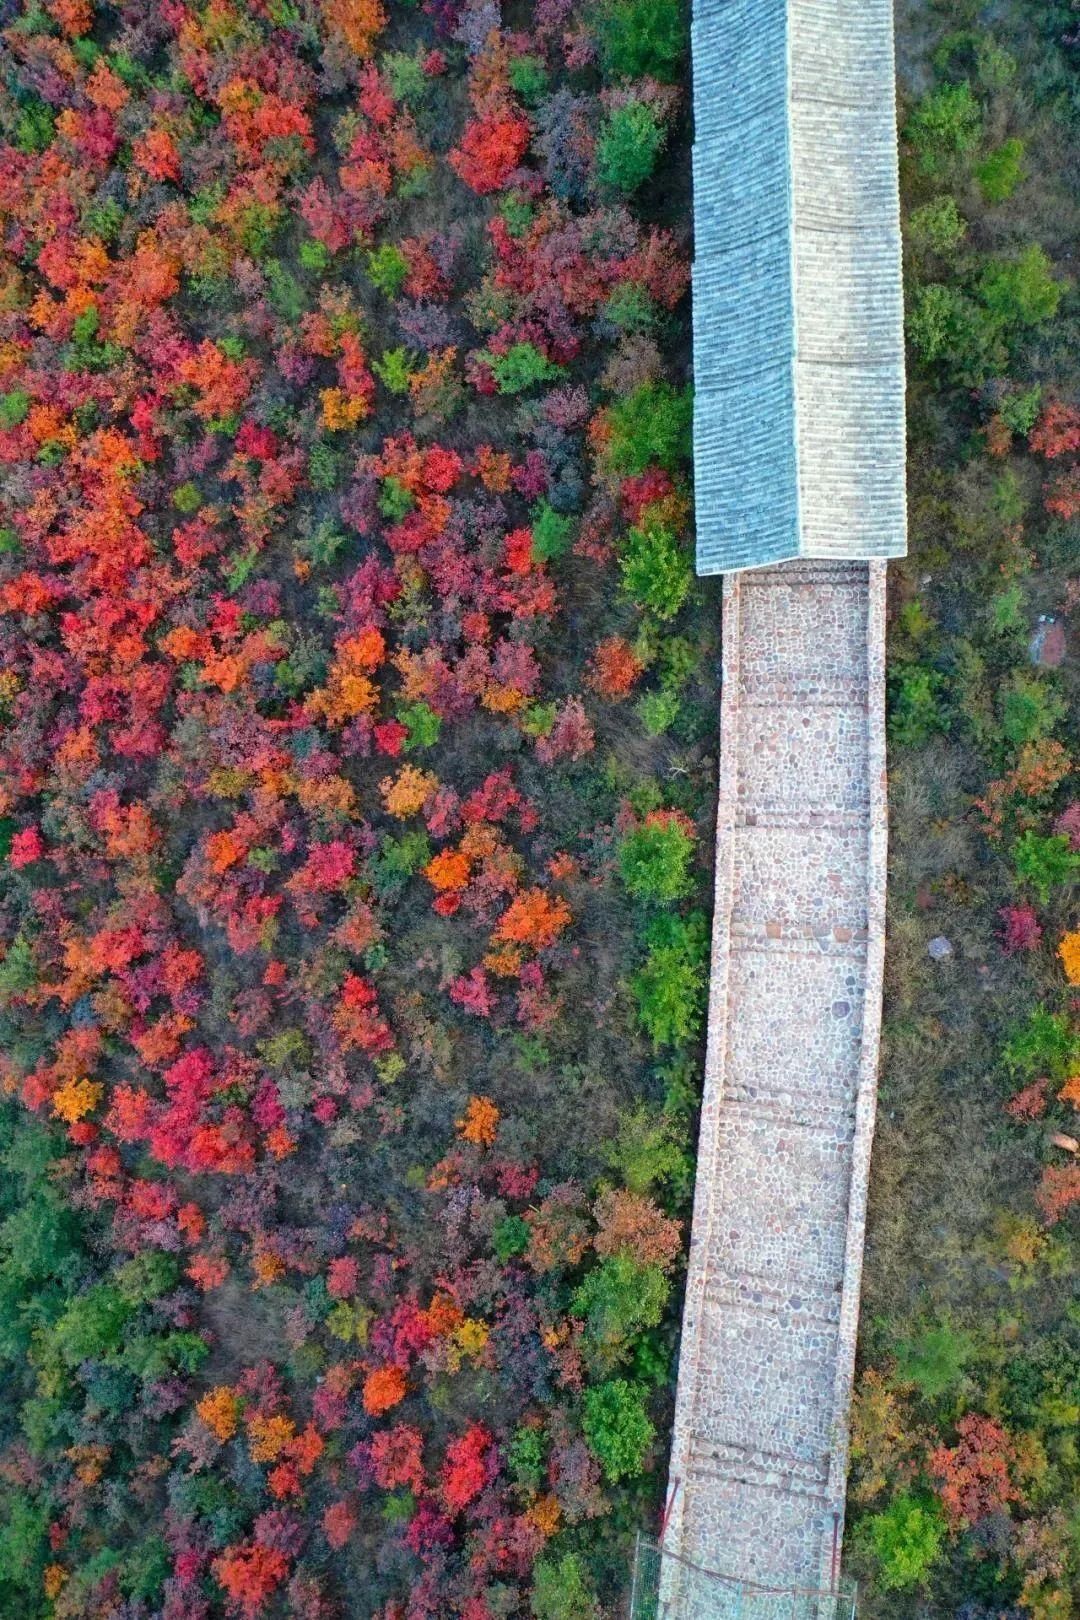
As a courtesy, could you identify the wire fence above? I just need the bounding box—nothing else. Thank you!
[629,1537,858,1620]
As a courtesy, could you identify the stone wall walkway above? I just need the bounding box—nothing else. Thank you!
[662,559,887,1605]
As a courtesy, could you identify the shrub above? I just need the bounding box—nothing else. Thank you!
[893,1321,973,1400]
[366,244,409,299]
[904,81,982,176]
[980,245,1064,331]
[601,381,692,478]
[1012,832,1080,905]
[593,0,686,82]
[860,1493,946,1590]
[620,518,693,620]
[595,102,666,194]
[618,817,695,903]
[572,1254,669,1362]
[485,343,565,394]
[631,911,708,1048]
[907,196,967,259]
[581,1378,655,1482]
[531,1553,599,1620]
[976,137,1026,203]
[887,662,946,747]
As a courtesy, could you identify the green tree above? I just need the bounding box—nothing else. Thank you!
[859,1494,946,1590]
[593,0,686,82]
[531,1552,599,1620]
[595,102,666,193]
[887,662,947,748]
[508,54,549,104]
[618,817,695,903]
[601,381,692,478]
[1012,832,1080,906]
[1003,1007,1080,1080]
[905,81,982,177]
[620,518,693,620]
[508,1425,546,1492]
[366,244,409,299]
[894,1321,973,1400]
[980,245,1064,330]
[384,50,428,106]
[976,137,1026,204]
[632,911,708,1048]
[0,1494,49,1603]
[907,283,1003,383]
[485,343,565,394]
[907,196,967,259]
[605,1106,689,1195]
[373,348,414,395]
[531,503,574,562]
[50,1283,131,1366]
[115,1250,179,1306]
[582,1378,655,1481]
[999,672,1065,748]
[572,1255,669,1363]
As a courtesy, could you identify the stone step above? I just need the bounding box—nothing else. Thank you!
[702,1111,853,1295]
[722,948,865,1096]
[688,1439,831,1497]
[728,929,868,960]
[703,1273,843,1331]
[732,806,870,831]
[738,560,868,588]
[724,1082,857,1134]
[738,678,869,708]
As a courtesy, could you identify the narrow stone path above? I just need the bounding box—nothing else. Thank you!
[662,559,887,1603]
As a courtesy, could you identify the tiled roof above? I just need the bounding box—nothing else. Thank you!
[693,0,908,573]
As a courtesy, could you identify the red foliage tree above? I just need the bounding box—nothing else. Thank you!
[929,1414,1021,1529]
[450,113,531,194]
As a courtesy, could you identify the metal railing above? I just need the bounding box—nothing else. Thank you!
[629,1537,858,1620]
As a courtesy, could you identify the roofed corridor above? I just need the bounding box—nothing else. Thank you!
[660,0,905,1600]
[660,560,887,1611]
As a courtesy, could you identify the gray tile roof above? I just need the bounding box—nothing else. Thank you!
[693,0,908,573]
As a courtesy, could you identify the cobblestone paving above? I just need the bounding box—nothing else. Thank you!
[662,560,887,1605]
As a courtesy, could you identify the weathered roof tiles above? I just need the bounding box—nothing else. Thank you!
[693,0,908,573]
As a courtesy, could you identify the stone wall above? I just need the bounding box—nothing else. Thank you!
[662,561,888,1604]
